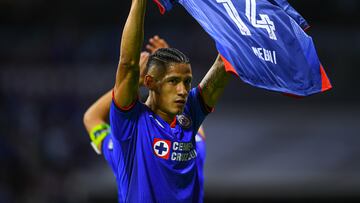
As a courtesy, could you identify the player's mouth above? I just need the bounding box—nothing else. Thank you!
[174,99,186,106]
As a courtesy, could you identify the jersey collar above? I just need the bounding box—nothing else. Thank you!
[170,117,177,128]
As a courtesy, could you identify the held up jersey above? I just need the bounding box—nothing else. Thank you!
[109,87,210,203]
[153,0,332,96]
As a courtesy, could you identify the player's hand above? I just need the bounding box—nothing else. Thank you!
[145,35,169,54]
[139,51,150,86]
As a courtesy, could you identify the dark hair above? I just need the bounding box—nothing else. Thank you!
[146,48,190,74]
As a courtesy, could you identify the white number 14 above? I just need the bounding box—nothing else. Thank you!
[217,0,277,40]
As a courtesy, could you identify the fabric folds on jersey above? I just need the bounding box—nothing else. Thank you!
[152,0,332,96]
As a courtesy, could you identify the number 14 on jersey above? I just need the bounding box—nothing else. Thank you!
[217,0,277,40]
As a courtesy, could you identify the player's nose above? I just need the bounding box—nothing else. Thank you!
[177,82,188,97]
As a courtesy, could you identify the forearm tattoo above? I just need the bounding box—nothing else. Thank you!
[200,58,230,106]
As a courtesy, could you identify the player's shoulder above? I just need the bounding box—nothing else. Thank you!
[186,87,201,104]
[111,99,149,115]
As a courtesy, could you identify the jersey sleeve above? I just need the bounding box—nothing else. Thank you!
[110,99,141,142]
[152,0,177,14]
[185,87,213,133]
[101,134,116,171]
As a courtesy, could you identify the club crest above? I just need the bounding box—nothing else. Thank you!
[177,114,192,129]
[153,138,171,160]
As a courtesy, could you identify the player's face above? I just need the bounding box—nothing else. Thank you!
[156,63,192,116]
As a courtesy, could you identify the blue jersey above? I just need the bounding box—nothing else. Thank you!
[153,0,332,96]
[102,130,206,203]
[109,87,209,202]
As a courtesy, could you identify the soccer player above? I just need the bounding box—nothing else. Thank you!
[110,0,230,202]
[83,35,207,201]
[84,91,206,201]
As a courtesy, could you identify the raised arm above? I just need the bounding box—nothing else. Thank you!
[114,0,147,108]
[199,54,231,108]
[83,47,151,154]
[84,51,151,133]
[84,35,167,132]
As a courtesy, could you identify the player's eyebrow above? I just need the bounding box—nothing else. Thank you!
[164,73,192,80]
[163,75,192,84]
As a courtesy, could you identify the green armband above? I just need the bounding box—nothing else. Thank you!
[89,123,110,155]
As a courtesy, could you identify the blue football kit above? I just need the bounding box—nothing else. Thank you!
[108,87,209,202]
[153,0,332,96]
[102,130,206,202]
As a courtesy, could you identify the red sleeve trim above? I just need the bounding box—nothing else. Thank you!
[283,64,332,98]
[219,54,239,77]
[153,0,166,15]
[197,85,214,113]
[112,89,137,111]
[320,64,332,92]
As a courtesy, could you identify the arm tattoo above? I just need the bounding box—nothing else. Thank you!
[200,56,230,107]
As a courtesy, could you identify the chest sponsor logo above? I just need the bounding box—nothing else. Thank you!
[153,138,197,162]
[153,138,171,160]
[171,141,197,162]
[177,114,192,129]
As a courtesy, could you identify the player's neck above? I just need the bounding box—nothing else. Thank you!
[145,97,175,124]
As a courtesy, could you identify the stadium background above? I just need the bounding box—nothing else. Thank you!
[1,0,359,202]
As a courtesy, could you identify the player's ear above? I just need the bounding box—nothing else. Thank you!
[144,75,155,90]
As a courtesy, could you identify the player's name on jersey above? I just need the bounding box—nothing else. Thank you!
[252,47,277,64]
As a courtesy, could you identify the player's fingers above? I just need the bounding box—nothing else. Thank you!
[150,36,164,49]
[150,36,169,49]
[141,51,149,56]
[149,37,159,47]
[159,39,169,48]
[156,36,169,49]
[140,51,149,62]
[140,51,150,61]
[146,44,156,53]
